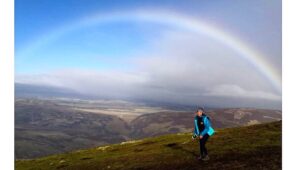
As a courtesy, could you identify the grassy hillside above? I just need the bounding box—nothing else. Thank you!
[16,121,281,170]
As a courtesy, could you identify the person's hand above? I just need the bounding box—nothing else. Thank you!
[199,135,203,139]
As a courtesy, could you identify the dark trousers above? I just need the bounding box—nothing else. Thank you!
[199,134,209,156]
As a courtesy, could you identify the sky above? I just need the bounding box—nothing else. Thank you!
[15,0,282,109]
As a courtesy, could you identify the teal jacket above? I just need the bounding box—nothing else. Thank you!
[194,115,215,136]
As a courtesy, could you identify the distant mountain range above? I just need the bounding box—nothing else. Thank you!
[15,98,281,159]
[15,83,200,109]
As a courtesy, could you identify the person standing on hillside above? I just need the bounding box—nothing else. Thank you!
[192,107,215,161]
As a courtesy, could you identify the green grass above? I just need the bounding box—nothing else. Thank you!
[16,121,281,170]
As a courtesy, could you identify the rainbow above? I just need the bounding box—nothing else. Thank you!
[18,9,282,93]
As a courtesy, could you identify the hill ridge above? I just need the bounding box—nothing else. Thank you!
[16,121,281,170]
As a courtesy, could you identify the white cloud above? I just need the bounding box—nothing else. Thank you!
[15,30,281,108]
[203,84,281,101]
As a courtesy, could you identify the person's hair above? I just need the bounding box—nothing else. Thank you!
[197,107,205,113]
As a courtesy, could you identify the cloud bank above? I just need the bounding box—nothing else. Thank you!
[16,30,281,109]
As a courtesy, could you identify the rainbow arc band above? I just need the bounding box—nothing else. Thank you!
[18,9,281,93]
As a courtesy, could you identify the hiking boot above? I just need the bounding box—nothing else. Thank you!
[201,155,210,161]
[197,155,203,160]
